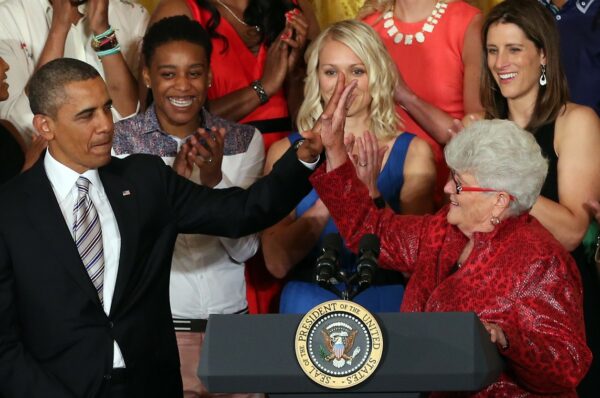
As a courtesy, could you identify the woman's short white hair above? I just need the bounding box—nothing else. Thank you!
[444,119,548,215]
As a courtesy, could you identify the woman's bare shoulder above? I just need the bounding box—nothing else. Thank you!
[557,103,600,136]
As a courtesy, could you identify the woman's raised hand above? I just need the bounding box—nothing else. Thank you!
[281,9,309,72]
[261,36,289,97]
[318,74,356,147]
[318,74,357,170]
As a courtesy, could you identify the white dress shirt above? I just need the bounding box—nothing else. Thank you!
[44,150,125,368]
[0,0,149,143]
[163,130,265,319]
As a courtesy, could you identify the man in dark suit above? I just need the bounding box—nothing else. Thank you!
[0,58,325,398]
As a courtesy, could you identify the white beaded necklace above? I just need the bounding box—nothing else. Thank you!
[215,0,261,32]
[383,1,448,45]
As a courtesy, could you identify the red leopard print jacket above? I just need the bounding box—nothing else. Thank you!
[311,160,591,397]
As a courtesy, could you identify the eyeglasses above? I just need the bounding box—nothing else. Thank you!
[450,170,516,201]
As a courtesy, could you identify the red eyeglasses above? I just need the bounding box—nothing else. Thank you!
[451,170,516,201]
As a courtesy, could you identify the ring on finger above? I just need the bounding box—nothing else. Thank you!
[358,161,367,167]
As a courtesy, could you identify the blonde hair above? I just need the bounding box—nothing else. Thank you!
[357,0,393,20]
[296,19,402,139]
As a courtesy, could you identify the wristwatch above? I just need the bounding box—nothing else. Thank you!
[250,80,269,105]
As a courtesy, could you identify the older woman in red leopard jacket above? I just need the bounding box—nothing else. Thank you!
[310,85,591,396]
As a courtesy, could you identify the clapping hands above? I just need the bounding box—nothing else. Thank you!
[173,127,225,187]
[281,8,309,72]
[261,8,310,96]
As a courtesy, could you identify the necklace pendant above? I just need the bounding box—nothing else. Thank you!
[385,1,446,46]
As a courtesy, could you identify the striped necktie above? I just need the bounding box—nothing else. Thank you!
[73,176,105,304]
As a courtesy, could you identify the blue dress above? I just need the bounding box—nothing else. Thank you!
[279,132,415,313]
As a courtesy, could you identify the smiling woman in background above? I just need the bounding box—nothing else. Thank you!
[149,0,320,315]
[472,0,600,393]
[150,0,319,149]
[112,16,264,397]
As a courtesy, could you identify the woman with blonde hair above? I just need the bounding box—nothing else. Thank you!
[262,19,436,313]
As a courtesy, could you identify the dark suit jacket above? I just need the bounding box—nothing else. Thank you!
[0,148,312,397]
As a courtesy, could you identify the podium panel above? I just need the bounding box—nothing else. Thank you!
[198,312,503,395]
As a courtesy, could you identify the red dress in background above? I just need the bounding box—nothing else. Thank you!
[363,1,480,201]
[186,1,292,150]
[186,0,291,313]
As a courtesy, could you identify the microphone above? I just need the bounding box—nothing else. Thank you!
[356,234,380,287]
[315,233,342,284]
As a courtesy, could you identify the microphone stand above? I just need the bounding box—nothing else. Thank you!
[314,233,379,302]
[316,270,370,301]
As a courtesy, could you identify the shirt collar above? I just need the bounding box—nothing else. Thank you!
[538,0,562,15]
[141,104,163,135]
[44,149,102,202]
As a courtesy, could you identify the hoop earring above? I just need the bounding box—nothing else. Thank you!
[539,64,547,86]
[490,216,501,226]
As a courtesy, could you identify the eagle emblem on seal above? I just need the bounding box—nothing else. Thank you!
[320,322,361,368]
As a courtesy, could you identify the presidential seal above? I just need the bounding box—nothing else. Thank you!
[294,300,383,389]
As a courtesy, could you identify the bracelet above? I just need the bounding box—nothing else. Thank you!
[92,33,119,52]
[97,44,121,59]
[93,26,114,41]
[250,80,269,105]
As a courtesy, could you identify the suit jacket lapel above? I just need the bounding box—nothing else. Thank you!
[99,165,139,316]
[25,157,102,306]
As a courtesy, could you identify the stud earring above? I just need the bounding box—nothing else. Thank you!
[490,216,500,226]
[539,64,547,87]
